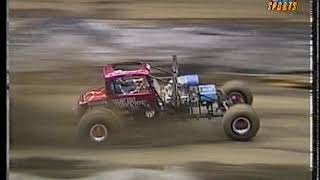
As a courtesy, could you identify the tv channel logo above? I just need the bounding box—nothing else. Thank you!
[267,0,298,12]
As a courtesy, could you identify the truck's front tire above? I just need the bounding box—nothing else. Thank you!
[222,104,260,141]
[221,80,253,105]
[78,109,120,145]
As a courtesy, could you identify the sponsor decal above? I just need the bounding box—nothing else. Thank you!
[112,97,150,109]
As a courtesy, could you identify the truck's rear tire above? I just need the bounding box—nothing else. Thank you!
[223,104,259,141]
[221,80,253,105]
[78,109,120,145]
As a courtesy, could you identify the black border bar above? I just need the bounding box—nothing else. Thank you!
[312,0,319,179]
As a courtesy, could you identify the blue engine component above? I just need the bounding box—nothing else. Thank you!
[199,84,218,103]
[178,74,199,86]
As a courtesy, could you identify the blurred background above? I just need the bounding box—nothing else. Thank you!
[9,0,311,180]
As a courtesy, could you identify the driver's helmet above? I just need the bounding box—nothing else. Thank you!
[134,78,144,84]
[132,78,145,91]
[115,78,124,85]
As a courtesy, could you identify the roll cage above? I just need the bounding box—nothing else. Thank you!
[103,55,180,107]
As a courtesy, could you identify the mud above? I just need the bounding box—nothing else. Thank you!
[10,157,310,180]
[8,4,311,178]
[9,71,311,179]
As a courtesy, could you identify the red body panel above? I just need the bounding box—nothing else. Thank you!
[103,63,151,79]
[79,87,158,109]
[79,87,109,105]
[78,62,157,110]
[111,92,158,109]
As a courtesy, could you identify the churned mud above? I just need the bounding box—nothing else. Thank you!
[8,4,311,178]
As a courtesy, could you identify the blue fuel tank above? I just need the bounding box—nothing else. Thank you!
[178,74,199,86]
[199,84,217,103]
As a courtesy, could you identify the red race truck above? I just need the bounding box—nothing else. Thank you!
[74,55,260,144]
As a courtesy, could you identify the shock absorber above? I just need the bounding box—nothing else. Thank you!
[217,89,228,112]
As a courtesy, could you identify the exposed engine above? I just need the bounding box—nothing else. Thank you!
[161,74,220,115]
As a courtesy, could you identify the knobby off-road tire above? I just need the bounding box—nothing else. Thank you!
[221,80,253,105]
[78,108,120,145]
[223,104,260,141]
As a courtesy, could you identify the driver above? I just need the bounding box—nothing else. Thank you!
[114,78,147,95]
[114,78,135,94]
[130,78,146,94]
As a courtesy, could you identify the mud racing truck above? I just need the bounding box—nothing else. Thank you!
[75,55,260,144]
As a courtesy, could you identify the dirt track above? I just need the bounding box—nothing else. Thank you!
[9,72,311,180]
[8,2,311,178]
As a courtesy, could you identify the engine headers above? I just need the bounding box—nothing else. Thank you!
[162,74,218,111]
